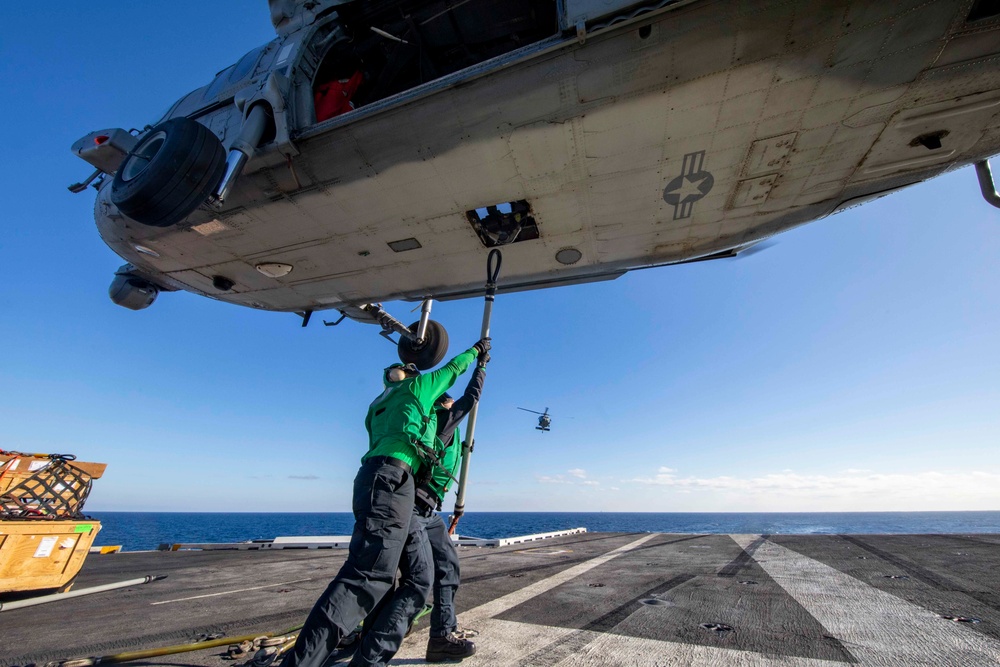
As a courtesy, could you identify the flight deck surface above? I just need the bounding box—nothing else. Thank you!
[3,532,1000,666]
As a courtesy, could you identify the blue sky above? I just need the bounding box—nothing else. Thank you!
[1,3,998,513]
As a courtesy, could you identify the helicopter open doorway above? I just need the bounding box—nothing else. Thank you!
[518,407,551,432]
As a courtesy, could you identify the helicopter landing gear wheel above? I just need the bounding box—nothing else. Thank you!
[110,117,226,227]
[397,319,449,370]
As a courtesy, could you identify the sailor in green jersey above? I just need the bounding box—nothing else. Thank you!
[350,348,490,667]
[281,338,491,667]
[362,344,478,472]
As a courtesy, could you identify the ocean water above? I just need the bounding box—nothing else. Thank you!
[88,511,1000,552]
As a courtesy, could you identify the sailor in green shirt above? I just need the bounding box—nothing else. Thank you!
[351,347,489,666]
[362,345,480,472]
[281,338,490,667]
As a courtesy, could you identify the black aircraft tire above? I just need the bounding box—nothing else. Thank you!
[111,117,227,228]
[398,320,449,370]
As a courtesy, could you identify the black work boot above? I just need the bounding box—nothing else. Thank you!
[426,633,477,662]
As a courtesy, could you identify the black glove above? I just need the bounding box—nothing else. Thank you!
[477,351,490,366]
[473,337,491,355]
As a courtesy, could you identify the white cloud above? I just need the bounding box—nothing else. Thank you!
[536,474,572,484]
[536,469,599,488]
[628,467,1000,510]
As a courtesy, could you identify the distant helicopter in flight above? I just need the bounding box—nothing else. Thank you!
[518,407,551,432]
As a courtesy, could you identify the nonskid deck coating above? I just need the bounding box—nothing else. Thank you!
[3,533,1000,666]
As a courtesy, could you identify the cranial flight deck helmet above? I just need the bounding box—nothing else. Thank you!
[385,362,420,383]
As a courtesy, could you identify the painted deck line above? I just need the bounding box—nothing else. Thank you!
[393,530,837,666]
[150,577,315,605]
[396,533,1000,666]
[393,534,658,664]
[461,534,659,620]
[566,629,841,667]
[421,619,840,667]
[732,535,1000,666]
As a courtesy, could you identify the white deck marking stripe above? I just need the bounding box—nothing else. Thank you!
[396,534,1000,665]
[401,613,840,665]
[398,532,954,665]
[732,535,1000,666]
[462,533,659,620]
[150,577,315,605]
[394,534,659,664]
[570,627,843,666]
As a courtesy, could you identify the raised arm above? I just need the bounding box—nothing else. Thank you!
[412,346,477,407]
[450,365,486,421]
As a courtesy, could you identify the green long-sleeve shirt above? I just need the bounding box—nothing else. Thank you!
[363,347,478,473]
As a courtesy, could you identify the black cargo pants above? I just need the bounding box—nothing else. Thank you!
[281,458,415,667]
[348,503,433,666]
[424,511,461,638]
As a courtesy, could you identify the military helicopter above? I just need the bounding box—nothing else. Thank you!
[518,407,552,432]
[69,0,1000,370]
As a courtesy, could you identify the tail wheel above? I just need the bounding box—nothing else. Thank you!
[110,117,226,227]
[398,320,449,370]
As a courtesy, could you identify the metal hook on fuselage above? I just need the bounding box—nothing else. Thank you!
[975,159,1000,210]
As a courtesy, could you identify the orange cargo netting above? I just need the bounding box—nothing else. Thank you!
[0,450,94,520]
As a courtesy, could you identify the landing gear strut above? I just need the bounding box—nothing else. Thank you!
[975,159,1000,210]
[360,301,449,370]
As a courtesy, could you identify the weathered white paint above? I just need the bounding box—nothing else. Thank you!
[568,629,845,666]
[732,535,1000,666]
[392,533,1000,666]
[463,533,659,620]
[394,533,658,663]
[395,532,834,665]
